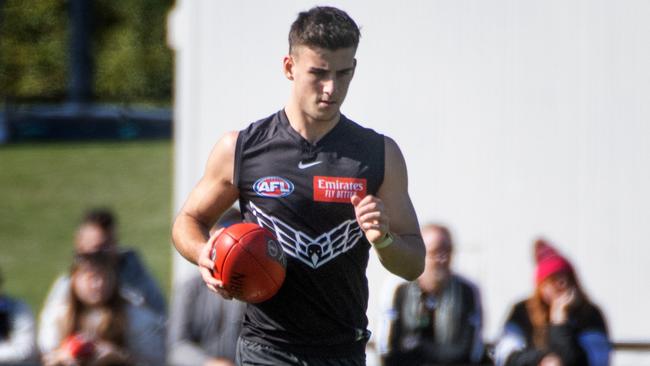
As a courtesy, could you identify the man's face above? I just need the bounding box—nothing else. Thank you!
[421,228,452,283]
[284,46,357,123]
[74,224,114,254]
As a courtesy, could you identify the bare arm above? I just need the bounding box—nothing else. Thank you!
[352,136,425,280]
[171,132,240,295]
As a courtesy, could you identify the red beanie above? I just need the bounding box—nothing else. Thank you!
[534,238,573,286]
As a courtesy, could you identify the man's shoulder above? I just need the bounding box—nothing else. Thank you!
[118,247,144,268]
[117,248,158,284]
[341,114,383,138]
[394,280,413,293]
[236,110,285,147]
[241,111,282,134]
[451,274,482,305]
[451,273,479,289]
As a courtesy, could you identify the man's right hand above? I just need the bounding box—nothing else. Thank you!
[198,228,233,300]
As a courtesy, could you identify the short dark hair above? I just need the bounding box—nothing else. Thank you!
[289,6,360,53]
[81,208,116,232]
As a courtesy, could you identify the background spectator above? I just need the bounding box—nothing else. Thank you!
[38,208,166,349]
[494,239,610,366]
[167,208,246,366]
[0,266,38,365]
[40,252,165,366]
[378,224,484,365]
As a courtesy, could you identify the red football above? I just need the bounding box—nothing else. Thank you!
[62,334,95,360]
[209,222,286,303]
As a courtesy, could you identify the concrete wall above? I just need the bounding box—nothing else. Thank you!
[168,1,650,363]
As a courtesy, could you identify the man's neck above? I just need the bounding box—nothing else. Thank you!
[284,103,340,144]
[418,275,450,295]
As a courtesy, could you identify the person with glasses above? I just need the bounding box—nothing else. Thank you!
[378,224,484,366]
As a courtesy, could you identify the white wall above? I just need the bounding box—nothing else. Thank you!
[169,0,650,361]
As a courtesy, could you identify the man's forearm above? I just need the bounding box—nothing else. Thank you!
[374,233,425,280]
[172,212,211,265]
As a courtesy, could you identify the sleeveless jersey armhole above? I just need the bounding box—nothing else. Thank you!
[233,130,245,189]
[377,134,386,194]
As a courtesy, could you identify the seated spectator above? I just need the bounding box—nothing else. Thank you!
[40,252,165,366]
[39,208,165,351]
[167,208,246,366]
[379,224,484,366]
[494,239,610,366]
[0,267,38,364]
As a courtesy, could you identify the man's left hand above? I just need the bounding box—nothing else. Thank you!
[351,194,390,244]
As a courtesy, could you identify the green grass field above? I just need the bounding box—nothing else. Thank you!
[0,141,173,313]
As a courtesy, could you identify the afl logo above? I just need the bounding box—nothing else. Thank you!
[253,176,294,198]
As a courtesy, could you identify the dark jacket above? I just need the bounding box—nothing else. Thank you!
[380,275,484,366]
[494,300,610,366]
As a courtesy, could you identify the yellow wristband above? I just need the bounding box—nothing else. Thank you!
[373,232,394,249]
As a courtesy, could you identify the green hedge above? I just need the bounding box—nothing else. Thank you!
[0,0,174,104]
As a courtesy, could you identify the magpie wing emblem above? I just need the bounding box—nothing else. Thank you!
[248,202,364,268]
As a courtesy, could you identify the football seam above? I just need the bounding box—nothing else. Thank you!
[217,233,239,282]
[238,230,285,289]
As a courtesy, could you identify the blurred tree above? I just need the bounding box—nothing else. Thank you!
[0,0,68,100]
[0,0,174,104]
[94,0,173,104]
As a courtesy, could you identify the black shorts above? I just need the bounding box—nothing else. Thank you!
[236,337,366,366]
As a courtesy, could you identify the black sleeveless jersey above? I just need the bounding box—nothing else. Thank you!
[234,110,385,357]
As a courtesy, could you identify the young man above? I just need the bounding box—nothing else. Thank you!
[172,6,425,364]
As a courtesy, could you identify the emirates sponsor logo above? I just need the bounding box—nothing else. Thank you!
[313,176,367,203]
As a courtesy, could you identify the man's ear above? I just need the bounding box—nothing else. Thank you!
[283,55,294,80]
